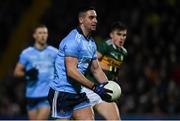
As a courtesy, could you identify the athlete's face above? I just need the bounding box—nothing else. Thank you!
[110,30,127,48]
[81,10,97,31]
[33,27,48,45]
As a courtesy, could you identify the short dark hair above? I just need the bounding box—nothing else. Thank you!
[110,21,127,32]
[33,24,47,33]
[78,6,96,18]
[34,24,47,29]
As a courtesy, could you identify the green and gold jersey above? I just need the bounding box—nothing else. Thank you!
[86,39,127,83]
[97,39,127,79]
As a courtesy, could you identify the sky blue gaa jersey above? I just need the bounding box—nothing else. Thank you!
[50,28,97,93]
[19,46,58,98]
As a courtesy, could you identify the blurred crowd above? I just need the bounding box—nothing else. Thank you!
[0,0,180,118]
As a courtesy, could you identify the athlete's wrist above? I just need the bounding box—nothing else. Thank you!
[91,81,108,91]
[91,83,96,91]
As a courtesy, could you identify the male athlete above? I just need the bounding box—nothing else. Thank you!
[48,6,112,120]
[14,25,58,120]
[84,21,128,120]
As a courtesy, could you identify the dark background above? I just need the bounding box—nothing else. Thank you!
[0,0,180,119]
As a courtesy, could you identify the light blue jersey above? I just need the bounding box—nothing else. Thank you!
[50,28,97,93]
[19,46,58,98]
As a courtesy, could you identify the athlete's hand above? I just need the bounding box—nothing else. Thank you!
[92,82,113,102]
[25,68,38,81]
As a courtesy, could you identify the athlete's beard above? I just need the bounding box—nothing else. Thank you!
[40,43,46,47]
[35,40,47,50]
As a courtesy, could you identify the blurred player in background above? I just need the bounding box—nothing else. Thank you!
[84,21,128,120]
[14,25,58,120]
[48,6,113,120]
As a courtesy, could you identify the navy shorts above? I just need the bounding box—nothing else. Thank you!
[26,97,50,111]
[48,88,90,119]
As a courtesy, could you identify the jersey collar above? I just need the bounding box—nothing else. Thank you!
[33,44,48,51]
[76,27,91,41]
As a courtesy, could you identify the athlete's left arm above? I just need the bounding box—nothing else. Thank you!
[90,59,108,83]
[96,51,103,59]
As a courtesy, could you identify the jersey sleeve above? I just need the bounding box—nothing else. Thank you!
[50,46,58,59]
[18,51,28,66]
[64,38,79,57]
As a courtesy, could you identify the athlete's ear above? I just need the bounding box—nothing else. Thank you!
[109,32,113,38]
[33,33,36,39]
[32,28,37,39]
[79,17,83,24]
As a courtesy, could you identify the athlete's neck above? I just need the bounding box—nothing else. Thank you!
[79,25,91,38]
[34,42,47,50]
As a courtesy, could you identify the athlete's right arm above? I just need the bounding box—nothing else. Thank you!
[14,63,25,77]
[66,56,112,102]
[14,63,38,80]
[65,56,94,89]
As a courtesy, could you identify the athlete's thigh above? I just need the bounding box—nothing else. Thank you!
[73,106,94,120]
[82,87,103,107]
[27,97,50,120]
[94,102,120,120]
[37,106,50,120]
[28,109,38,120]
[48,88,73,119]
[26,98,39,120]
[48,88,91,119]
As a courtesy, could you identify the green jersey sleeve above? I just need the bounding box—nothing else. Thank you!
[97,39,108,55]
